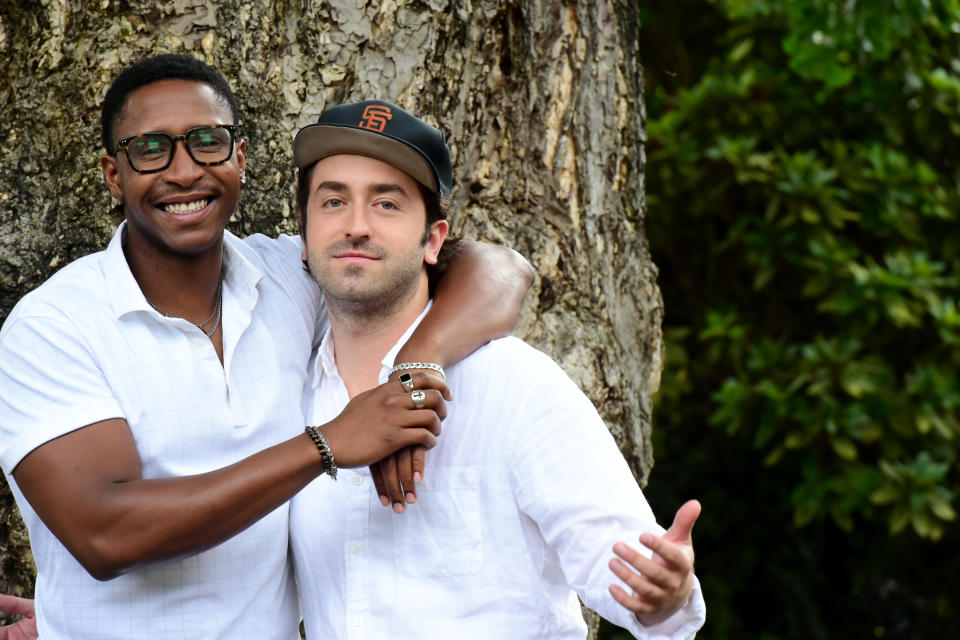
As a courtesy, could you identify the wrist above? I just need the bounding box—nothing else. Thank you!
[305,425,338,480]
[388,361,446,381]
[395,335,444,369]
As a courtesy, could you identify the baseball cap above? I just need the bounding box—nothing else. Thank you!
[293,100,453,196]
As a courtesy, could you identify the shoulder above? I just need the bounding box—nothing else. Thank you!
[448,336,584,397]
[234,232,302,270]
[231,231,317,294]
[453,336,564,372]
[3,252,110,331]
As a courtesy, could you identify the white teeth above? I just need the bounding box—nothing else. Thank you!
[163,199,208,213]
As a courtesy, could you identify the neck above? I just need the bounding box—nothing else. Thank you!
[326,273,430,397]
[122,225,224,325]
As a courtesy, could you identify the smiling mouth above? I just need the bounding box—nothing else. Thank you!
[161,199,209,214]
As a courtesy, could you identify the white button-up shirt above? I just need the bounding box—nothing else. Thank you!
[291,307,706,639]
[0,223,325,639]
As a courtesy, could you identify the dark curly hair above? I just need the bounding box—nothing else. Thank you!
[101,53,240,154]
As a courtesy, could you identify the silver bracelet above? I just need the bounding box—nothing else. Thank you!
[305,426,337,480]
[388,362,446,381]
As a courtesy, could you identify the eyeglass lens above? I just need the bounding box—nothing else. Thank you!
[126,127,234,171]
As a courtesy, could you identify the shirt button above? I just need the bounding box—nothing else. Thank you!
[354,616,364,627]
[351,544,362,555]
[352,475,364,486]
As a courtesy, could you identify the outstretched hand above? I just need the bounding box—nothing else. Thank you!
[0,595,37,640]
[608,499,700,626]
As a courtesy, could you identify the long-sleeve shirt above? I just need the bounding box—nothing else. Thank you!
[290,307,706,639]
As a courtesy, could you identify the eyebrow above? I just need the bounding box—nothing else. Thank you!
[315,181,409,197]
[315,181,349,192]
[369,183,407,196]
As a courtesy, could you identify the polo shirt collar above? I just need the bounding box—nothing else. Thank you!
[104,221,264,319]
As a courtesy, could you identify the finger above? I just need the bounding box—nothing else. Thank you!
[608,557,668,605]
[411,444,427,483]
[405,389,447,420]
[612,542,680,592]
[663,499,701,546]
[369,463,390,507]
[637,532,694,572]
[395,447,417,503]
[607,582,658,615]
[378,454,406,513]
[405,372,452,400]
[396,427,439,451]
[406,410,443,437]
[0,595,34,617]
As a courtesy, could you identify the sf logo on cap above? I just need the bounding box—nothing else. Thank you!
[359,105,392,132]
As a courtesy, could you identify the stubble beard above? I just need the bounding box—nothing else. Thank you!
[311,240,425,326]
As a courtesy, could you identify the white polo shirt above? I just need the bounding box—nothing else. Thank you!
[0,223,325,639]
[290,307,706,640]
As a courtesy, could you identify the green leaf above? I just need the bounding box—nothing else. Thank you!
[831,437,858,461]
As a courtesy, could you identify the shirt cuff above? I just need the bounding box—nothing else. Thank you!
[597,574,706,640]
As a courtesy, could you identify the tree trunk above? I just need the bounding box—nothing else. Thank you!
[0,1,658,636]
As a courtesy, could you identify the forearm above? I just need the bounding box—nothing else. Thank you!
[54,434,323,580]
[398,240,533,368]
[98,435,322,575]
[15,376,445,580]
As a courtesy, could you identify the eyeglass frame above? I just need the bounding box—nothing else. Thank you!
[111,124,244,174]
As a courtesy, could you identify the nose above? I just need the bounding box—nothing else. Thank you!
[344,205,373,240]
[162,139,205,186]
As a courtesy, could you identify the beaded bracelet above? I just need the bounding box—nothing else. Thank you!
[388,362,446,381]
[305,425,337,480]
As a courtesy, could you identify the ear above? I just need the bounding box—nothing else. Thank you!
[423,220,449,265]
[298,210,307,261]
[100,153,124,201]
[235,137,247,172]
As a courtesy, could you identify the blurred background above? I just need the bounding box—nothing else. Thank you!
[604,1,959,638]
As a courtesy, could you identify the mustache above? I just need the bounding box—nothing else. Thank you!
[326,238,386,259]
[150,183,222,203]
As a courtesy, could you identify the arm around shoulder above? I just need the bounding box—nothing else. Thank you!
[399,240,533,368]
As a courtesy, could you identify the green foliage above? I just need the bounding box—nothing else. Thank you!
[649,0,960,544]
[622,0,960,637]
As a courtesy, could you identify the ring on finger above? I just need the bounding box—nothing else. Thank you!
[398,371,416,392]
[411,389,426,409]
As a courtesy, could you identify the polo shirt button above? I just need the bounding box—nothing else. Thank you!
[354,616,364,626]
[351,544,362,555]
[352,475,363,486]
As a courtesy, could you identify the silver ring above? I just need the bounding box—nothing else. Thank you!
[399,372,416,392]
[411,390,426,409]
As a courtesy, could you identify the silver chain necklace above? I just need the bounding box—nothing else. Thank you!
[147,276,223,338]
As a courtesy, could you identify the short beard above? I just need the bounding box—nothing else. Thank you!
[311,238,425,326]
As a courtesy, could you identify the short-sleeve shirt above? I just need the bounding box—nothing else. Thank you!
[0,223,326,639]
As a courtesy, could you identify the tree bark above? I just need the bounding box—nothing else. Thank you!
[0,1,658,636]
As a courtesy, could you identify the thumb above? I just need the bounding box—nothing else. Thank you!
[663,499,701,546]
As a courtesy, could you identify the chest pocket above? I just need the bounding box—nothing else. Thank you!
[392,466,483,578]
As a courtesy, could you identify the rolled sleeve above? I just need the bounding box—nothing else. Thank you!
[508,359,706,639]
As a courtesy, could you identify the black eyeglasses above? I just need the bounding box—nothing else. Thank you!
[113,124,242,174]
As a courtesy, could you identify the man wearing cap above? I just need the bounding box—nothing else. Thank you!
[0,55,532,639]
[289,100,707,639]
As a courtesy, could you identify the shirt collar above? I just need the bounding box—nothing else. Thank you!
[316,300,433,385]
[104,221,264,319]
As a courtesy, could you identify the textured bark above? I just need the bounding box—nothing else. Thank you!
[0,1,659,635]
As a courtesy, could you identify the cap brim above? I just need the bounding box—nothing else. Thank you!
[293,125,438,192]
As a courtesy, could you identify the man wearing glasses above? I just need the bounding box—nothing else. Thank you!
[0,54,531,639]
